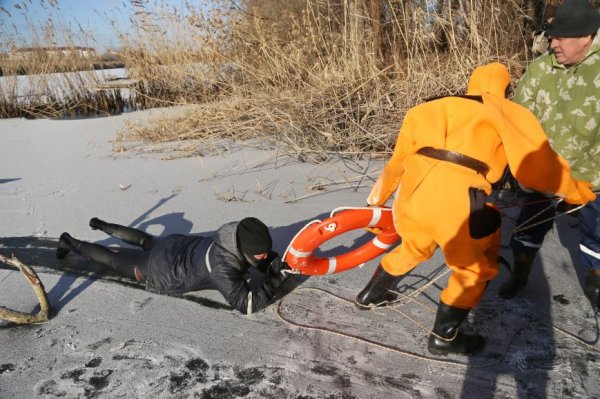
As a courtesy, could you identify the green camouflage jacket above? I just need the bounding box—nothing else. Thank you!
[513,30,600,188]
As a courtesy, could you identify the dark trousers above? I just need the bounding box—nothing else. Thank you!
[579,196,600,271]
[68,224,155,280]
[510,191,556,256]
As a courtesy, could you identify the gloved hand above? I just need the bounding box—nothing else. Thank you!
[262,256,291,300]
[267,256,291,279]
[565,180,596,205]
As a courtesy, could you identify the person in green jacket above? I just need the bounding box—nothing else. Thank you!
[499,0,600,311]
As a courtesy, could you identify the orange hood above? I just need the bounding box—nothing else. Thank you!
[466,62,511,97]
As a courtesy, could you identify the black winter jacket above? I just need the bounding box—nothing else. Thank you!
[144,221,277,314]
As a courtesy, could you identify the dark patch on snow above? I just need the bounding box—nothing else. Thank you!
[85,369,113,397]
[111,353,154,369]
[311,363,339,376]
[85,357,102,368]
[333,374,352,389]
[186,357,210,383]
[235,367,265,385]
[0,363,15,374]
[169,370,192,394]
[402,372,419,380]
[87,337,112,350]
[553,294,570,305]
[199,380,251,398]
[37,380,67,397]
[60,368,85,382]
[324,393,358,399]
[268,370,283,385]
[383,374,422,396]
[434,387,453,399]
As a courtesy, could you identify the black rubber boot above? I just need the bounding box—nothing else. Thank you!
[584,270,600,312]
[498,250,536,299]
[427,303,485,356]
[56,232,74,260]
[89,217,151,249]
[354,265,401,310]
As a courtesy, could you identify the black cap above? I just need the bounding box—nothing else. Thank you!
[546,0,600,38]
[236,217,272,256]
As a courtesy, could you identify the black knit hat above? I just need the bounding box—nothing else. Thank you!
[236,217,272,256]
[546,0,600,38]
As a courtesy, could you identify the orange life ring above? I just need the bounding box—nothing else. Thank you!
[284,207,400,275]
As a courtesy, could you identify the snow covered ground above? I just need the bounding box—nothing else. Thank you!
[1,108,599,398]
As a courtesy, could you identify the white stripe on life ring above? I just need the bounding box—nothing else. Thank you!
[368,207,382,227]
[205,242,214,273]
[327,257,337,274]
[373,237,393,250]
[289,246,312,258]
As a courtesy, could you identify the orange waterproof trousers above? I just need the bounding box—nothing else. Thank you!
[380,162,499,309]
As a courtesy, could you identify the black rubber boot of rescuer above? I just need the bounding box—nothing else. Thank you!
[498,250,536,299]
[56,232,74,260]
[584,270,600,312]
[354,265,401,310]
[427,303,485,356]
[89,217,151,250]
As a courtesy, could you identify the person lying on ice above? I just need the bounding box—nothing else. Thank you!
[354,62,596,356]
[56,217,291,314]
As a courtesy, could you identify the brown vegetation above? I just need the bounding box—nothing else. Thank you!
[117,0,542,158]
[1,0,576,156]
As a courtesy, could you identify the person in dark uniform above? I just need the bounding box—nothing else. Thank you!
[56,217,290,314]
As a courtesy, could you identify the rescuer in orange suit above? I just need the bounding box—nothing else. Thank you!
[354,62,596,356]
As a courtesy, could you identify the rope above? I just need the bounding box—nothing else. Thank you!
[276,268,600,368]
[500,189,600,234]
[511,199,585,234]
[277,193,599,362]
[276,286,600,368]
[276,286,472,367]
[551,317,599,350]
[276,265,515,367]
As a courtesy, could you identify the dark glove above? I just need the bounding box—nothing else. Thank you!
[262,256,291,299]
[267,256,291,279]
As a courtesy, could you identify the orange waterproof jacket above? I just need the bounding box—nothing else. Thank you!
[368,62,595,208]
[366,63,594,308]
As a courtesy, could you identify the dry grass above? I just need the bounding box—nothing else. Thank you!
[115,0,533,158]
[3,0,539,156]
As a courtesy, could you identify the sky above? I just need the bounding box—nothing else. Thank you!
[0,0,216,53]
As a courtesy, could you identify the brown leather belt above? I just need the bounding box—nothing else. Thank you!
[417,147,489,176]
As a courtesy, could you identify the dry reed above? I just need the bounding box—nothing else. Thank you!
[3,0,547,157]
[116,0,536,158]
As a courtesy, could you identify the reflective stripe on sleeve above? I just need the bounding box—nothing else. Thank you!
[581,244,600,260]
[205,242,214,273]
[247,291,253,315]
